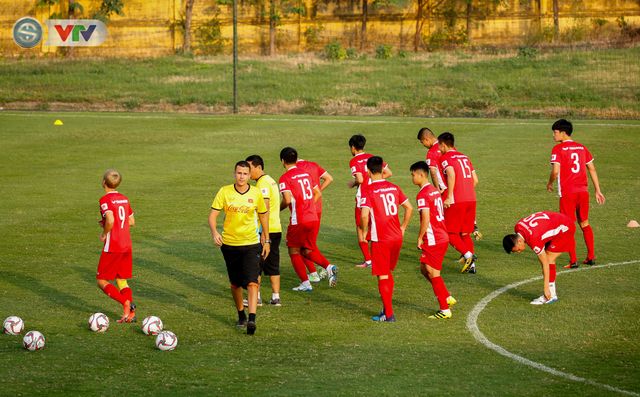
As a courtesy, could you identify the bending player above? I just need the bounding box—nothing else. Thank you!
[503,211,576,305]
[547,119,605,268]
[360,156,412,322]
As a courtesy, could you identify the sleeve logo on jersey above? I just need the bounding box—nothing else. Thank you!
[350,166,356,173]
[261,188,269,195]
[442,160,449,168]
[248,198,254,203]
[279,183,286,190]
[100,203,108,211]
[417,198,426,207]
[533,247,542,254]
[551,154,557,161]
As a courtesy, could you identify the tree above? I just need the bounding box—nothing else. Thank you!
[183,0,196,53]
[552,0,559,41]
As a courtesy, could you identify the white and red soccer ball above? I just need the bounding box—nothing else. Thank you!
[3,316,24,335]
[23,330,45,351]
[88,313,110,333]
[141,316,163,336]
[155,330,177,351]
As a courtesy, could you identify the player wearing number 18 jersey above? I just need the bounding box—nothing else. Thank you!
[547,119,605,268]
[503,211,576,305]
[360,156,413,322]
[96,169,137,323]
[279,147,337,292]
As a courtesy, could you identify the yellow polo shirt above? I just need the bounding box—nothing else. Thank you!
[255,174,282,233]
[211,184,267,246]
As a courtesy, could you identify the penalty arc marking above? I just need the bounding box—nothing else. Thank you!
[467,260,640,397]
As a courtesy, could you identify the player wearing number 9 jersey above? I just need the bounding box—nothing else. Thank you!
[438,132,479,274]
[360,156,413,322]
[547,119,605,268]
[96,169,137,323]
[279,147,338,292]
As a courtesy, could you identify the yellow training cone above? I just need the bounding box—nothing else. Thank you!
[54,119,63,126]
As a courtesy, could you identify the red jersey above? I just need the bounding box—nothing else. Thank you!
[514,211,573,255]
[550,140,594,197]
[416,183,449,246]
[360,180,408,242]
[439,150,476,203]
[426,143,447,191]
[99,191,133,253]
[297,159,327,214]
[279,166,318,226]
[349,152,388,207]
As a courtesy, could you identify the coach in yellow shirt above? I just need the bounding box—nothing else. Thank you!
[246,154,283,307]
[209,160,269,335]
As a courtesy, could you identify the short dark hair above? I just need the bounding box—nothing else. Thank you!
[552,119,573,135]
[502,234,518,254]
[245,154,264,169]
[410,161,430,173]
[366,156,384,174]
[349,134,366,150]
[279,147,298,164]
[417,127,433,140]
[437,132,455,147]
[235,160,250,170]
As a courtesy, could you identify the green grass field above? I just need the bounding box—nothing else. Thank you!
[1,112,639,396]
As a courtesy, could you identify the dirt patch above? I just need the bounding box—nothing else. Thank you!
[162,76,216,84]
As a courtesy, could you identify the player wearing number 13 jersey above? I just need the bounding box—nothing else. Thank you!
[359,156,413,322]
[279,147,338,292]
[547,119,605,268]
[438,132,479,274]
[503,211,576,305]
[96,169,137,323]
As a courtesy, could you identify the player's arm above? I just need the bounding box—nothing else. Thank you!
[348,172,364,188]
[547,163,559,192]
[536,251,552,300]
[472,170,478,187]
[417,208,429,250]
[280,191,291,210]
[428,167,440,188]
[319,172,333,191]
[444,166,455,207]
[208,209,223,246]
[382,166,392,179]
[359,206,370,235]
[586,162,606,204]
[128,214,135,227]
[100,211,114,242]
[313,186,322,203]
[257,211,270,259]
[399,200,413,236]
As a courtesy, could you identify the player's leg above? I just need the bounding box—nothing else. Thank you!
[116,278,137,323]
[286,225,312,290]
[97,252,131,321]
[301,222,338,287]
[263,233,281,305]
[243,244,262,335]
[559,195,578,266]
[355,206,372,267]
[421,243,454,319]
[371,242,396,322]
[460,202,477,273]
[577,192,595,264]
[304,220,322,282]
[222,245,248,327]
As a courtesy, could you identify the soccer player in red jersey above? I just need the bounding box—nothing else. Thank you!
[348,134,392,268]
[360,156,413,322]
[96,169,137,323]
[410,161,457,319]
[547,119,605,268]
[417,128,447,193]
[503,211,576,305]
[437,132,479,274]
[296,157,334,282]
[279,147,338,292]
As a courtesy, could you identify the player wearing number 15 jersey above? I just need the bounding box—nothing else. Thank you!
[279,147,338,292]
[503,211,576,305]
[96,169,137,323]
[360,156,413,322]
[410,161,456,319]
[547,119,605,268]
[438,132,479,274]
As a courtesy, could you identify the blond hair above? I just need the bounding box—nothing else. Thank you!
[103,169,122,189]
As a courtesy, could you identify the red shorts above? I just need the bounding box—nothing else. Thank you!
[286,222,317,250]
[444,201,476,233]
[97,251,132,280]
[420,242,449,270]
[354,206,372,241]
[547,226,576,254]
[371,240,402,276]
[559,191,589,223]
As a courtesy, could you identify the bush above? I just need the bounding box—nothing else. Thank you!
[424,27,467,51]
[304,24,324,49]
[195,17,226,55]
[375,44,393,59]
[346,47,359,60]
[523,25,554,46]
[517,46,538,58]
[324,41,346,61]
[397,49,408,58]
[561,23,588,43]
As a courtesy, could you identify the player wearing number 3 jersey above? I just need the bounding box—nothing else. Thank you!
[547,119,605,269]
[96,169,137,323]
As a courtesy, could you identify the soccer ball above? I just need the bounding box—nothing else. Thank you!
[88,313,110,333]
[155,330,177,351]
[3,316,24,335]
[141,316,163,336]
[23,331,45,351]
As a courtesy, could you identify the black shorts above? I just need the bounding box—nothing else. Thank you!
[220,244,261,288]
[261,232,281,276]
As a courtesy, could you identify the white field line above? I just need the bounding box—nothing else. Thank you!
[467,260,640,397]
[1,111,640,128]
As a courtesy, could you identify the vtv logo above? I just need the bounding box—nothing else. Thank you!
[46,19,107,47]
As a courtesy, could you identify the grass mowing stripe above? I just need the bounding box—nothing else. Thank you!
[467,260,640,397]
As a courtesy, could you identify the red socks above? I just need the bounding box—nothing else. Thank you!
[378,275,394,317]
[582,225,595,260]
[549,264,557,283]
[461,234,474,255]
[102,283,127,305]
[290,254,309,282]
[120,287,133,304]
[359,241,371,262]
[429,276,450,311]
[304,249,330,268]
[448,233,466,256]
[302,257,317,273]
